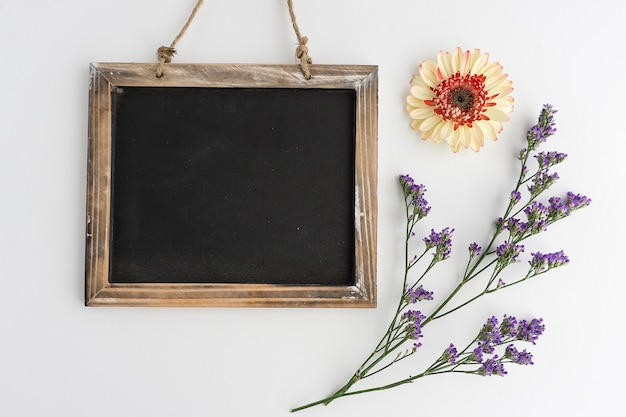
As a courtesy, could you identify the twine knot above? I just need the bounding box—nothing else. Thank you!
[158,46,176,63]
[295,36,312,79]
[156,46,177,78]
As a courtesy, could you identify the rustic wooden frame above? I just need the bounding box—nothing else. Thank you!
[85,63,377,307]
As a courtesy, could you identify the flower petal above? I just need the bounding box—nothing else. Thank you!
[410,106,435,120]
[438,120,454,141]
[410,85,435,100]
[484,107,511,122]
[406,95,424,108]
[469,125,485,150]
[420,114,443,132]
[437,50,453,80]
[451,47,463,73]
[456,48,472,75]
[475,120,499,139]
[447,130,462,152]
[470,51,489,74]
[419,60,439,88]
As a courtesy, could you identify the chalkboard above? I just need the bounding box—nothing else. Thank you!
[85,63,377,307]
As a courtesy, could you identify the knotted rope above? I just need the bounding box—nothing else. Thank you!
[287,0,313,79]
[155,0,205,78]
[155,0,313,79]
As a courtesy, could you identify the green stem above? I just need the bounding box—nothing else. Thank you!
[290,371,429,412]
[432,289,490,320]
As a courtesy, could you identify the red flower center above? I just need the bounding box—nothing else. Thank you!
[426,72,490,129]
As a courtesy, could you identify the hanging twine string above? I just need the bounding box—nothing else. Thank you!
[155,0,205,78]
[155,0,313,80]
[287,0,313,79]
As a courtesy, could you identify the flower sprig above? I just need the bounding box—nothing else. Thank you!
[425,315,544,378]
[291,105,590,412]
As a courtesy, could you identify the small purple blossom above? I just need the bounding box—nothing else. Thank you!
[529,251,569,273]
[528,169,559,196]
[402,310,427,340]
[547,192,592,221]
[516,318,545,344]
[423,228,454,261]
[505,345,534,365]
[548,196,569,219]
[566,192,592,211]
[407,285,434,303]
[468,242,482,257]
[504,217,528,238]
[535,151,568,169]
[399,174,431,220]
[478,355,507,376]
[478,316,503,345]
[524,201,550,233]
[500,315,518,338]
[496,241,525,268]
[518,147,528,161]
[476,341,495,355]
[515,350,534,365]
[423,229,442,248]
[527,104,557,151]
[442,343,459,364]
[510,190,522,204]
[470,345,484,363]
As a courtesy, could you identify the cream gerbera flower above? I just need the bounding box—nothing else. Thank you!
[407,48,514,152]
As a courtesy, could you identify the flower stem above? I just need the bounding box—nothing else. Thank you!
[290,372,429,412]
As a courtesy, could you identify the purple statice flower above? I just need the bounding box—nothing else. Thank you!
[478,316,503,345]
[470,345,484,363]
[399,174,416,190]
[505,345,534,365]
[518,147,528,161]
[516,318,545,344]
[527,169,560,196]
[500,315,518,338]
[535,151,568,169]
[407,285,434,303]
[547,192,592,221]
[441,343,459,365]
[495,241,525,269]
[423,228,454,261]
[495,217,505,232]
[468,242,482,257]
[478,355,507,376]
[476,341,495,355]
[565,192,592,211]
[504,217,528,239]
[510,190,522,204]
[515,350,534,365]
[523,201,550,233]
[399,174,431,220]
[402,310,427,340]
[527,104,557,151]
[423,229,442,248]
[547,196,569,219]
[529,251,569,273]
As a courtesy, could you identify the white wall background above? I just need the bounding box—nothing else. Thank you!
[1,0,623,416]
